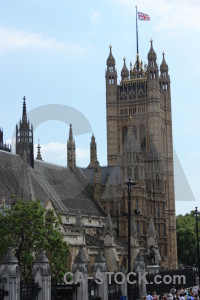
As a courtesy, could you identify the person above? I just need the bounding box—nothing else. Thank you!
[193,288,198,297]
[146,293,153,300]
[152,291,158,300]
[187,292,194,300]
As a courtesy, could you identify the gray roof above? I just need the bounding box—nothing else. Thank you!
[80,165,122,187]
[0,150,104,216]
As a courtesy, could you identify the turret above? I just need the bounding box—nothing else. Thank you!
[106,45,117,101]
[121,57,129,81]
[147,39,159,86]
[67,123,76,168]
[36,140,42,161]
[106,45,118,165]
[160,51,170,92]
[88,134,99,168]
[16,96,34,168]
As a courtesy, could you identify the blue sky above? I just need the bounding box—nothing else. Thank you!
[0,0,199,215]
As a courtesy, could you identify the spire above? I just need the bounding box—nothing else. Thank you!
[88,134,99,168]
[74,250,86,263]
[131,218,138,237]
[36,139,42,161]
[95,251,106,263]
[148,39,157,60]
[121,57,129,81]
[104,213,114,236]
[67,123,76,168]
[107,44,115,63]
[147,218,157,239]
[69,123,73,141]
[22,96,27,121]
[16,96,34,168]
[160,51,168,70]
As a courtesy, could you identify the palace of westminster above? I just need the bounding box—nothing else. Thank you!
[0,40,178,271]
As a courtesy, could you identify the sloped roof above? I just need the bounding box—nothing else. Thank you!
[0,150,104,216]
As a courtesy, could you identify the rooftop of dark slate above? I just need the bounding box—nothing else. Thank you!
[79,165,123,186]
[0,150,104,216]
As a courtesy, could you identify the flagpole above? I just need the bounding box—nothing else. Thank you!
[136,5,139,70]
[136,5,139,55]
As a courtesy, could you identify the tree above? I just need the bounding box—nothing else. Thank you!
[0,199,69,280]
[176,213,198,266]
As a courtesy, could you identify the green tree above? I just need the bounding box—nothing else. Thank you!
[176,213,198,266]
[0,199,69,280]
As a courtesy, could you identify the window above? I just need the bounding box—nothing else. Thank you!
[122,126,128,143]
[136,198,139,209]
[150,72,153,80]
[109,65,114,72]
[154,72,156,79]
[133,126,137,140]
[136,221,140,234]
[127,167,132,178]
[109,77,112,84]
[158,224,160,237]
[140,124,146,149]
[134,167,138,180]
[157,204,160,218]
[156,175,160,187]
[112,78,115,84]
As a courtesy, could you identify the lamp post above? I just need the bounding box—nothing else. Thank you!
[192,207,200,288]
[125,177,136,300]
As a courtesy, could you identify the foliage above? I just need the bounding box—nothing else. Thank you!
[176,212,198,266]
[0,199,69,280]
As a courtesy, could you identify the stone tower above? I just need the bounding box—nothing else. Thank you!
[88,134,99,168]
[16,96,34,168]
[36,140,42,161]
[67,123,76,168]
[105,40,177,268]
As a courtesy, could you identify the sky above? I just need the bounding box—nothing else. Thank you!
[0,0,199,215]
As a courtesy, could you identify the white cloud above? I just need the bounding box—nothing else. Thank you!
[89,10,100,24]
[114,0,200,35]
[0,26,85,53]
[34,142,89,165]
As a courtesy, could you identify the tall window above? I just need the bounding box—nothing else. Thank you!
[136,221,140,234]
[140,124,146,149]
[122,126,128,143]
[109,65,114,72]
[127,167,132,178]
[133,126,137,140]
[134,167,138,180]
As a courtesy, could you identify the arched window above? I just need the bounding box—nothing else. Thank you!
[155,175,160,187]
[134,167,138,180]
[127,167,132,178]
[122,126,128,143]
[157,204,160,218]
[133,126,137,140]
[140,124,146,149]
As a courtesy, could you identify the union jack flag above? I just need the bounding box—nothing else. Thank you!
[138,11,150,21]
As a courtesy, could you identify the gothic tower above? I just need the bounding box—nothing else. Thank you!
[88,134,99,168]
[36,140,42,161]
[16,96,34,168]
[67,124,76,168]
[105,40,177,268]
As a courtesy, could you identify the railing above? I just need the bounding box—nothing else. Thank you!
[20,279,41,300]
[51,280,79,300]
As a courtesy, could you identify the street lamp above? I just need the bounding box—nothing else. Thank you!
[125,177,138,300]
[192,207,200,288]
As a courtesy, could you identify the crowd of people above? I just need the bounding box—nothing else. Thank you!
[144,287,200,300]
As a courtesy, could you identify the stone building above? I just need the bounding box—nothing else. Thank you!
[0,41,177,271]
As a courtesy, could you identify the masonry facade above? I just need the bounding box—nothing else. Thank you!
[0,40,177,271]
